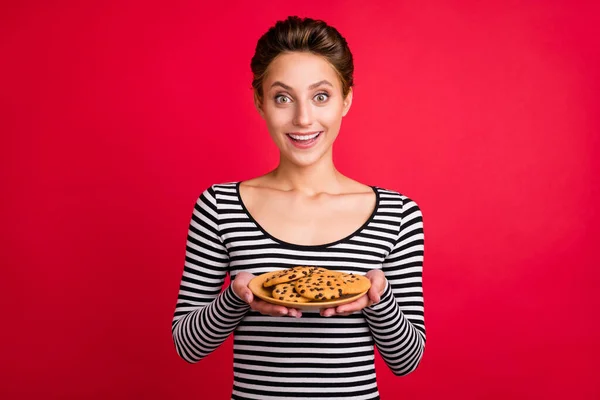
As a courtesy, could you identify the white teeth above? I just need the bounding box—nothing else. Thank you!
[289,132,321,141]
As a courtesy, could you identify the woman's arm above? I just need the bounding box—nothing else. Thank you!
[361,197,426,375]
[171,186,250,363]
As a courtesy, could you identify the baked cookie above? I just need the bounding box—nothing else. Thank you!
[310,270,343,279]
[262,266,333,288]
[306,267,331,275]
[338,273,371,294]
[271,283,311,303]
[295,275,347,301]
[263,266,315,288]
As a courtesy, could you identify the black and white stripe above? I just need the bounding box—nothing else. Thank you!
[172,182,426,399]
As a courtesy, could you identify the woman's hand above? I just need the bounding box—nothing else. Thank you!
[320,270,387,317]
[232,271,302,318]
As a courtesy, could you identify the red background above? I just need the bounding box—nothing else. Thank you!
[2,1,599,399]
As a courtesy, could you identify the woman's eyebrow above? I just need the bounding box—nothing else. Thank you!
[308,80,333,89]
[270,80,334,91]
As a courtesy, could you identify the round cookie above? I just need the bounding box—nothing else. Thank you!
[271,283,311,303]
[307,267,332,275]
[295,275,347,301]
[310,270,343,279]
[263,266,315,288]
[338,273,371,294]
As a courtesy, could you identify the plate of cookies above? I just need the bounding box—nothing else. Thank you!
[248,266,371,310]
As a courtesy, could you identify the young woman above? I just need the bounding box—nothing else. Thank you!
[172,16,426,400]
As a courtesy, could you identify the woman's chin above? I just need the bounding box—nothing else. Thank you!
[281,149,331,168]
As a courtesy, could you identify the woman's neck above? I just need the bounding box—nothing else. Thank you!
[266,156,346,196]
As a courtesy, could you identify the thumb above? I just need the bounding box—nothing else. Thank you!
[366,271,385,304]
[243,289,253,304]
[234,284,253,304]
[368,285,380,304]
[233,272,254,304]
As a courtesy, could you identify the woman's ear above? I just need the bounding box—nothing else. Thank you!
[254,92,265,119]
[342,87,353,117]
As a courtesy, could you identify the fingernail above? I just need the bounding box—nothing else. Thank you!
[244,294,251,303]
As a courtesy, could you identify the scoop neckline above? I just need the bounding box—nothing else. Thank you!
[235,181,380,250]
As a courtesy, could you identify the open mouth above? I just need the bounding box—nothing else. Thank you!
[286,131,322,147]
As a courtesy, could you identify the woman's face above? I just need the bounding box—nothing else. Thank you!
[256,52,352,167]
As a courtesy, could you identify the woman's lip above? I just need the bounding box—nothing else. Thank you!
[287,131,321,136]
[286,131,322,148]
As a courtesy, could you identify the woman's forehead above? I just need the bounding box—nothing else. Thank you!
[263,52,341,91]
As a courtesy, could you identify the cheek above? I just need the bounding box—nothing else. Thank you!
[264,107,292,130]
[316,105,344,128]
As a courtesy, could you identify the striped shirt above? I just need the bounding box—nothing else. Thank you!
[172,182,426,399]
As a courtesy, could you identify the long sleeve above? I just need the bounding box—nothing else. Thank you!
[362,197,426,375]
[171,186,250,363]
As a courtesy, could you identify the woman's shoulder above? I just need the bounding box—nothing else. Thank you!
[194,181,240,204]
[374,184,406,198]
[373,184,422,211]
[208,181,240,191]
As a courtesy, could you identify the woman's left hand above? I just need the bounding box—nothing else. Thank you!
[320,269,387,317]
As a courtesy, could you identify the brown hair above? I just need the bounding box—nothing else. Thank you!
[251,16,354,103]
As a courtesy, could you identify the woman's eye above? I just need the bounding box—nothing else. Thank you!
[275,95,291,104]
[314,93,329,102]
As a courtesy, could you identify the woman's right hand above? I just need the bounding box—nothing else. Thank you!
[232,271,302,318]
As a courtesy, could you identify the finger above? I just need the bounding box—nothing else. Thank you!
[232,284,252,304]
[367,285,380,304]
[288,308,302,318]
[367,273,386,304]
[266,305,288,317]
[320,308,337,317]
[234,271,253,286]
[232,272,255,303]
[243,290,254,304]
[336,298,363,313]
[254,301,288,317]
[335,295,369,314]
[234,283,253,304]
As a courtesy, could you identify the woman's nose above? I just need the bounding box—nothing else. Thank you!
[293,101,313,126]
